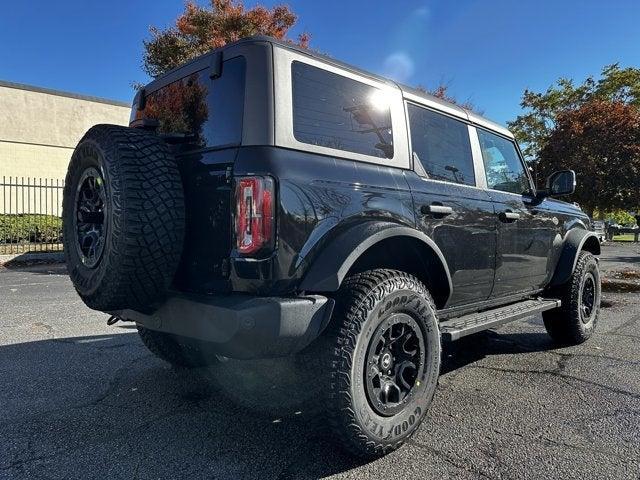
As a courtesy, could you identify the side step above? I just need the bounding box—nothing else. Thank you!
[439,298,561,342]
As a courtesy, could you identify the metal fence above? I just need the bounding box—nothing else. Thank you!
[0,176,65,254]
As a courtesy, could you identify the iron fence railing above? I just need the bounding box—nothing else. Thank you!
[0,176,65,254]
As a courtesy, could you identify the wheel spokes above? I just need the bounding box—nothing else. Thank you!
[364,313,426,416]
[75,169,107,268]
[396,360,418,390]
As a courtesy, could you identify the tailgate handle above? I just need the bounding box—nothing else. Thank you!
[421,204,453,216]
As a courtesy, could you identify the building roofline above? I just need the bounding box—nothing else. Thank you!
[0,79,130,108]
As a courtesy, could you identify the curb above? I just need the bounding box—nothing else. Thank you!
[602,277,640,293]
[0,252,65,267]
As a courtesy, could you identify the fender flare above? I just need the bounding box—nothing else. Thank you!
[298,221,453,300]
[549,229,601,287]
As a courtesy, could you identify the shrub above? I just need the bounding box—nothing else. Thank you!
[0,214,63,244]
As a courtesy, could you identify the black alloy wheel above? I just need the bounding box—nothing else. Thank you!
[73,167,107,268]
[580,272,596,323]
[364,313,425,416]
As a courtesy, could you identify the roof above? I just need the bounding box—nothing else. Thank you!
[145,35,514,138]
[0,79,130,108]
[254,37,514,137]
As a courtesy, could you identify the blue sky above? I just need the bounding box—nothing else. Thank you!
[1,0,639,125]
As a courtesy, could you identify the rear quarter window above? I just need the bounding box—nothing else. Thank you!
[291,61,394,159]
[134,56,246,149]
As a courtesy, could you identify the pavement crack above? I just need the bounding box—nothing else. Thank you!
[484,332,640,367]
[471,365,640,400]
[609,314,640,334]
[602,331,640,340]
[407,439,499,480]
[554,350,640,367]
[79,354,152,408]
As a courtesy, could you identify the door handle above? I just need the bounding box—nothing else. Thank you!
[499,210,521,222]
[421,204,454,216]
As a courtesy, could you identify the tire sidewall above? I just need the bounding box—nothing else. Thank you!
[349,282,440,445]
[573,254,601,336]
[63,139,114,298]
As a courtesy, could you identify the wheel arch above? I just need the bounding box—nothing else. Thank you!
[549,228,601,288]
[298,221,452,308]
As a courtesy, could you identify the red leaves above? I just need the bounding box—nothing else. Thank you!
[539,99,640,215]
[140,74,209,142]
[144,0,309,78]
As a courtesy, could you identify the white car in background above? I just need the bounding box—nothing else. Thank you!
[592,221,606,243]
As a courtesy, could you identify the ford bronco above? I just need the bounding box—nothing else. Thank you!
[63,36,601,457]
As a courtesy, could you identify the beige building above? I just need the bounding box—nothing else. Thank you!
[0,80,130,181]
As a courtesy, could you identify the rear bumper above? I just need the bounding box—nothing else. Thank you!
[117,293,334,359]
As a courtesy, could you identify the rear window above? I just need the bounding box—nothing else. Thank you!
[291,61,394,159]
[134,56,246,149]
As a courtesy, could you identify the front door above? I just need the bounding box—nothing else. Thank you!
[476,128,557,297]
[405,103,496,307]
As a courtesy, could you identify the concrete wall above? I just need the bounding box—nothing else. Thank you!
[0,81,131,180]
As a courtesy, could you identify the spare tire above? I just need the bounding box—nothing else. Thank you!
[63,124,185,312]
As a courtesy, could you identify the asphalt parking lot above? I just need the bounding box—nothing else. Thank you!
[1,243,639,480]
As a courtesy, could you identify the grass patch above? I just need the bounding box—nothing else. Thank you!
[612,234,638,242]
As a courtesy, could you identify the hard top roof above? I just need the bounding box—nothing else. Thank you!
[146,35,514,139]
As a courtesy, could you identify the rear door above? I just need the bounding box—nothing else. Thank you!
[404,103,496,307]
[475,128,557,297]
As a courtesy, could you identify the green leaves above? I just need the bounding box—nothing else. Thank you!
[0,214,62,244]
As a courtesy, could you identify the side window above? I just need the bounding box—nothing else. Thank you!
[291,61,394,159]
[477,129,530,194]
[136,56,246,149]
[407,104,475,186]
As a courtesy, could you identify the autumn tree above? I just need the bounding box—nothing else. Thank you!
[143,0,309,78]
[508,64,640,161]
[508,64,640,216]
[537,99,640,217]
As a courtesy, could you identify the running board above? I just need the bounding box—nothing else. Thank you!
[439,298,561,342]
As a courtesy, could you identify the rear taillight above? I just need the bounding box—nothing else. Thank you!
[234,176,275,255]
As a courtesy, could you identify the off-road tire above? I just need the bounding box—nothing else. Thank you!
[63,124,185,312]
[325,269,441,457]
[543,251,601,345]
[137,326,219,368]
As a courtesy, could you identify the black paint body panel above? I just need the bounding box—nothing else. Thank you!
[131,37,596,315]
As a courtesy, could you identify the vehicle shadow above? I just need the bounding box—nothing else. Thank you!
[0,332,365,480]
[0,325,562,479]
[0,259,67,274]
[441,329,555,374]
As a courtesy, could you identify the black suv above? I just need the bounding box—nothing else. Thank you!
[63,36,601,457]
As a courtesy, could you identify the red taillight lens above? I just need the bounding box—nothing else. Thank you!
[235,176,275,255]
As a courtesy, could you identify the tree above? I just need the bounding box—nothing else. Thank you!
[537,98,640,217]
[143,0,309,78]
[508,64,640,161]
[508,64,640,216]
[596,209,637,226]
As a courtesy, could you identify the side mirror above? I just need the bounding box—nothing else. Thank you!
[544,170,576,197]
